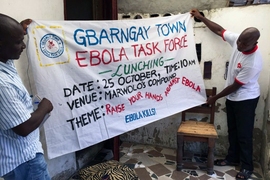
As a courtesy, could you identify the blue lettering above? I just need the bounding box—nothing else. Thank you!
[125,108,156,123]
[73,25,151,47]
[143,26,150,39]
[155,20,187,37]
[74,29,86,47]
[120,28,129,43]
[85,29,98,45]
[129,26,137,41]
[110,28,121,43]
[100,29,111,44]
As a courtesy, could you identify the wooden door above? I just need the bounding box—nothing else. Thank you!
[64,0,118,20]
[63,0,119,161]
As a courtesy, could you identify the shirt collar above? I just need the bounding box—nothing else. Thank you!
[0,60,17,77]
[242,45,258,55]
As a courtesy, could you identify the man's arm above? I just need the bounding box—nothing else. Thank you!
[12,98,53,137]
[207,81,242,104]
[190,9,225,37]
[190,9,238,103]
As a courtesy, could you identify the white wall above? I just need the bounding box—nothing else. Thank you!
[0,1,77,179]
[117,0,228,14]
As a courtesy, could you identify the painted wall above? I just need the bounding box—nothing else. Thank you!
[120,4,270,166]
[118,0,228,14]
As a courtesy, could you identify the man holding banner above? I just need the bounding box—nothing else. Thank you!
[190,8,262,180]
[0,14,53,180]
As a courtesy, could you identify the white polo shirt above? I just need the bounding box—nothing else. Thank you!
[222,30,263,101]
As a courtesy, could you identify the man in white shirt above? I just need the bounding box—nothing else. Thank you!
[190,9,262,180]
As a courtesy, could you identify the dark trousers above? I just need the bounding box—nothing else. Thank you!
[225,97,259,171]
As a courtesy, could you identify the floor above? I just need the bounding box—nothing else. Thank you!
[119,142,264,180]
[0,143,264,180]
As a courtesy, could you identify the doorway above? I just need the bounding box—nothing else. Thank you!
[64,0,118,20]
[63,0,119,161]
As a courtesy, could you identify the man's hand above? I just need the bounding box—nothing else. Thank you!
[20,19,32,35]
[206,95,217,105]
[190,9,204,21]
[39,98,53,113]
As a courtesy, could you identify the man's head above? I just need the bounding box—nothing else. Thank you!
[237,27,260,52]
[0,13,26,63]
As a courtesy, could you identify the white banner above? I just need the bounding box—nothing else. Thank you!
[27,13,206,159]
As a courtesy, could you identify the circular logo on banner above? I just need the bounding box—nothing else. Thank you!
[40,34,64,58]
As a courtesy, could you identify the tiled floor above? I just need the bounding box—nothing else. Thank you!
[119,142,264,180]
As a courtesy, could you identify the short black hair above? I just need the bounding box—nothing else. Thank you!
[0,13,20,41]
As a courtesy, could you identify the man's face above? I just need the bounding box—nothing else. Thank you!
[0,25,26,62]
[236,33,257,52]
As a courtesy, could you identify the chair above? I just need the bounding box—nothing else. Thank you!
[176,87,218,175]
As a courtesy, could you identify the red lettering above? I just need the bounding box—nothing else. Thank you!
[138,44,147,57]
[182,76,201,92]
[128,91,143,105]
[145,92,163,101]
[131,44,138,57]
[145,43,153,55]
[152,42,162,54]
[164,35,188,52]
[131,42,161,58]
[102,49,114,64]
[105,103,125,115]
[164,77,180,96]
[76,47,128,67]
[75,51,88,67]
[90,50,101,66]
